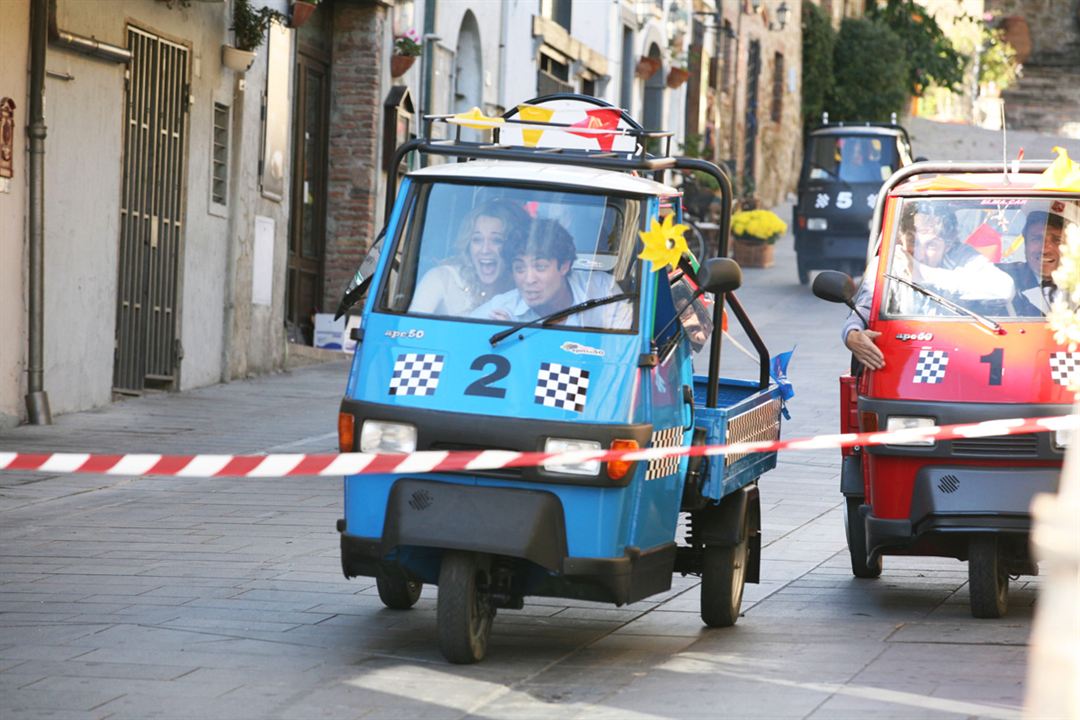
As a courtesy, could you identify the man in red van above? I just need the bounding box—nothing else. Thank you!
[1000,209,1067,315]
[841,202,1015,369]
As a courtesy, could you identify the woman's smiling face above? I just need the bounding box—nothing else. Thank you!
[469,215,507,287]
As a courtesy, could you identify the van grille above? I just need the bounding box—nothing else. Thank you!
[951,434,1039,458]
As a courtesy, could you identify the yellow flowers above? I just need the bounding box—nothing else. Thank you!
[1048,223,1080,366]
[731,209,788,244]
[638,214,690,271]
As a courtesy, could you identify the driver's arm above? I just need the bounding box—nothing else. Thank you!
[915,252,1015,301]
[840,276,884,370]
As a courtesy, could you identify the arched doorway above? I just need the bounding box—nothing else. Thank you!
[454,12,483,141]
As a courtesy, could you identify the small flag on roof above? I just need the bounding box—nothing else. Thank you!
[1034,147,1080,191]
[516,104,555,147]
[567,108,622,152]
[449,107,504,130]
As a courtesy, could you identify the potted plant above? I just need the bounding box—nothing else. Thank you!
[391,28,422,78]
[223,0,285,73]
[730,208,787,268]
[635,55,662,80]
[666,52,690,88]
[666,65,690,88]
[289,0,319,29]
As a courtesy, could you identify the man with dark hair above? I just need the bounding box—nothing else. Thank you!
[999,210,1065,316]
[471,219,630,328]
[842,201,1015,370]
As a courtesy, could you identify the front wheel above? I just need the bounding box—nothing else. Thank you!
[376,569,423,609]
[700,522,749,628]
[968,536,1009,618]
[437,552,496,664]
[845,497,882,579]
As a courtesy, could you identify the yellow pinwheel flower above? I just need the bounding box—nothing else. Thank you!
[638,214,690,271]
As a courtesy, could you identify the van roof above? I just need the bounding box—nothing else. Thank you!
[892,170,1079,195]
[809,126,906,138]
[408,160,680,196]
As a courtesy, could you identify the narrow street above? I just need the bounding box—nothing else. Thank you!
[0,159,1047,717]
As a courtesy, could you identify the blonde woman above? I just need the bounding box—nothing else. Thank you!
[410,200,528,316]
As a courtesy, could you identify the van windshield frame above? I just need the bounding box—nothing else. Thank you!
[376,179,646,335]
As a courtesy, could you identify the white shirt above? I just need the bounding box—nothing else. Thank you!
[471,270,632,329]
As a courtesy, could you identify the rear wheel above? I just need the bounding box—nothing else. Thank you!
[375,569,422,609]
[968,536,1009,618]
[700,513,749,628]
[845,497,882,579]
[797,256,810,285]
[437,552,496,664]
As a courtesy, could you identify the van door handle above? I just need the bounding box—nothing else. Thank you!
[682,384,695,431]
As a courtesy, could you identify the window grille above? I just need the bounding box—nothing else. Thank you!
[212,103,229,206]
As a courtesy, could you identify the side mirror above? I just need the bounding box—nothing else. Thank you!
[812,270,856,304]
[696,257,742,295]
[333,229,386,319]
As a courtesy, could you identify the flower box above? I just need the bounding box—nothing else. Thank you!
[733,237,776,268]
[390,54,416,78]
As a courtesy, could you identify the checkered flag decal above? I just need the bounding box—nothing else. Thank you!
[1049,352,1080,387]
[534,363,590,412]
[912,349,949,384]
[389,353,445,396]
[646,426,684,480]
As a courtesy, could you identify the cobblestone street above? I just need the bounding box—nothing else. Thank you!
[1,137,1059,716]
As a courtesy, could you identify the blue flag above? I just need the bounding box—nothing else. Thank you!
[770,348,796,416]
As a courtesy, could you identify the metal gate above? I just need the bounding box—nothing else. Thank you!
[743,40,761,194]
[114,27,190,393]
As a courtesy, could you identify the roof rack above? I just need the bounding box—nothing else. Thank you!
[865,160,1054,262]
[384,94,734,255]
[421,94,675,160]
[813,111,910,142]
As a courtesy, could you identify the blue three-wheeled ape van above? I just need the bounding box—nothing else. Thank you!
[333,95,787,662]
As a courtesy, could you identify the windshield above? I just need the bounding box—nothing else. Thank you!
[882,196,1077,321]
[808,134,900,184]
[380,181,642,332]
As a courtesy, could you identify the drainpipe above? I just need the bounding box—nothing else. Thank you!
[496,0,507,111]
[419,0,437,166]
[26,0,51,425]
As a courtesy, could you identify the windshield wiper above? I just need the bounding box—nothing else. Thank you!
[884,273,1004,334]
[812,166,852,190]
[488,292,636,346]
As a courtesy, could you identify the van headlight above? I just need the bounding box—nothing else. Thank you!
[543,438,602,476]
[1053,428,1072,450]
[359,421,417,454]
[885,416,937,446]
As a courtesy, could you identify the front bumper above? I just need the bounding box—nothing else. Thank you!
[794,232,868,262]
[339,478,675,606]
[863,463,1061,557]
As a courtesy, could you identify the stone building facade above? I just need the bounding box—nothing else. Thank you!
[701,0,805,207]
[991,0,1080,137]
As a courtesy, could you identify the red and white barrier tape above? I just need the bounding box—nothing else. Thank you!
[0,414,1076,479]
